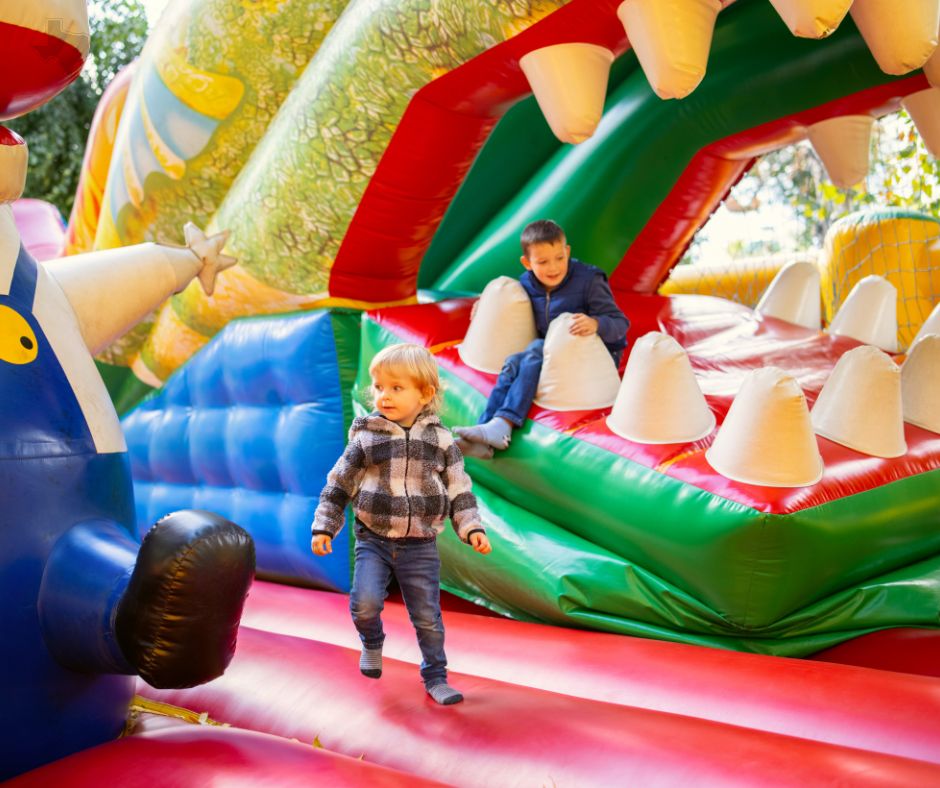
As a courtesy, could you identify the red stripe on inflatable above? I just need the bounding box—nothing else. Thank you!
[328,0,630,303]
[812,628,940,679]
[368,297,940,513]
[0,22,85,120]
[241,581,940,765]
[136,621,940,785]
[6,720,445,787]
[612,74,929,295]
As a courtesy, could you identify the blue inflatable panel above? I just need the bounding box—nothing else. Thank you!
[123,312,353,591]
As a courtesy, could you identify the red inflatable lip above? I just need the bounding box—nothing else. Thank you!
[0,20,86,121]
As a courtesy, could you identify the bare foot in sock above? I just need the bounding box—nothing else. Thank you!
[454,417,513,450]
[456,436,494,460]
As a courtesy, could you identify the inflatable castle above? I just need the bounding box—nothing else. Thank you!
[5,0,940,784]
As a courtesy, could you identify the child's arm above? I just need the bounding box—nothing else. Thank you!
[440,432,489,551]
[310,435,367,554]
[583,272,630,344]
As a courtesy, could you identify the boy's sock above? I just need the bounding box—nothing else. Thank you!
[426,682,464,705]
[455,436,494,460]
[454,417,513,450]
[359,646,383,678]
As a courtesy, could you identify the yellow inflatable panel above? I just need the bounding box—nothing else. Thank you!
[820,209,940,351]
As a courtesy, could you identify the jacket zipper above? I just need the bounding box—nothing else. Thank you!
[544,289,551,328]
[403,427,412,536]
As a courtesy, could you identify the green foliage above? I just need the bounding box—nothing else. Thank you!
[8,0,149,219]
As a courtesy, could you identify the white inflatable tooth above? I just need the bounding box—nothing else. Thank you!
[520,43,615,144]
[807,115,874,189]
[457,276,537,374]
[754,260,821,329]
[827,274,898,353]
[616,0,721,100]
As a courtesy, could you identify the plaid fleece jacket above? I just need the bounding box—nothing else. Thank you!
[312,410,483,542]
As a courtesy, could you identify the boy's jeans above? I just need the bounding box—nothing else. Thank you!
[349,525,448,686]
[480,338,544,427]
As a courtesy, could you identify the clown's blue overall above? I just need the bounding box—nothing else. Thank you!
[0,223,254,780]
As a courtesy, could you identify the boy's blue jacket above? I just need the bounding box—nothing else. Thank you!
[519,258,630,360]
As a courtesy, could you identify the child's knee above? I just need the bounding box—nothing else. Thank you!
[350,594,384,622]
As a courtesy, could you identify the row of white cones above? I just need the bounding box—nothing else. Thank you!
[457,276,940,487]
[519,1,940,147]
[755,259,940,354]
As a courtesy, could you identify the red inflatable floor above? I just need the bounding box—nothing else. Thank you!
[123,580,940,785]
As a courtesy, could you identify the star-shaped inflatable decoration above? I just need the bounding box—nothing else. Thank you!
[184,222,237,296]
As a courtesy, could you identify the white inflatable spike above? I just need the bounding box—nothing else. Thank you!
[827,274,898,352]
[534,313,621,411]
[768,0,853,38]
[807,115,874,189]
[910,301,940,349]
[850,0,940,75]
[811,346,906,457]
[616,0,721,100]
[43,224,236,355]
[705,367,824,487]
[902,333,940,433]
[924,43,940,86]
[901,87,940,158]
[606,332,715,443]
[519,43,615,145]
[457,276,537,374]
[754,260,822,329]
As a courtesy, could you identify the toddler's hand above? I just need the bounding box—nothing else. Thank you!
[311,534,333,556]
[469,531,492,555]
[569,313,598,336]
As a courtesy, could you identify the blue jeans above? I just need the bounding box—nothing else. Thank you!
[349,525,448,686]
[480,338,544,427]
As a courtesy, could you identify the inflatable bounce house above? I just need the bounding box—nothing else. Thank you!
[6,0,940,784]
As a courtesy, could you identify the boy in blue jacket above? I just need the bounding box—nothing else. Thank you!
[455,220,629,458]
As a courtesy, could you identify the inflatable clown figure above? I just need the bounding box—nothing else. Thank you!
[0,2,254,779]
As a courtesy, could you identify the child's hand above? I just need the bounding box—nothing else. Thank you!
[311,534,333,556]
[569,313,599,336]
[469,531,492,555]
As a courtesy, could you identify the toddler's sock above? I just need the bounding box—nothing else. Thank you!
[454,417,513,450]
[456,436,494,460]
[359,646,382,678]
[426,682,464,705]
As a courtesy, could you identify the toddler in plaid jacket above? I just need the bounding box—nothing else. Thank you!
[312,343,491,705]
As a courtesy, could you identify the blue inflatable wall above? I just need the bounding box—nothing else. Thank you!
[122,310,360,591]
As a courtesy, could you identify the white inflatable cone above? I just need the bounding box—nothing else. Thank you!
[807,115,875,189]
[811,345,906,457]
[924,44,940,87]
[519,43,615,144]
[850,0,940,75]
[827,275,898,352]
[616,0,721,100]
[754,260,822,329]
[606,332,714,443]
[457,276,537,374]
[902,333,940,433]
[911,301,940,349]
[768,0,853,38]
[534,313,621,411]
[902,87,940,158]
[705,367,824,487]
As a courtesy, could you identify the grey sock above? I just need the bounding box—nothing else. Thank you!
[426,682,464,705]
[456,436,495,460]
[454,417,513,450]
[359,646,382,678]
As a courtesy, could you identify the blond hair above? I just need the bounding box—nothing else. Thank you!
[369,343,443,412]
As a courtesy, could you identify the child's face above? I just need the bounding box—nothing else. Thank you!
[372,367,434,428]
[521,239,571,291]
